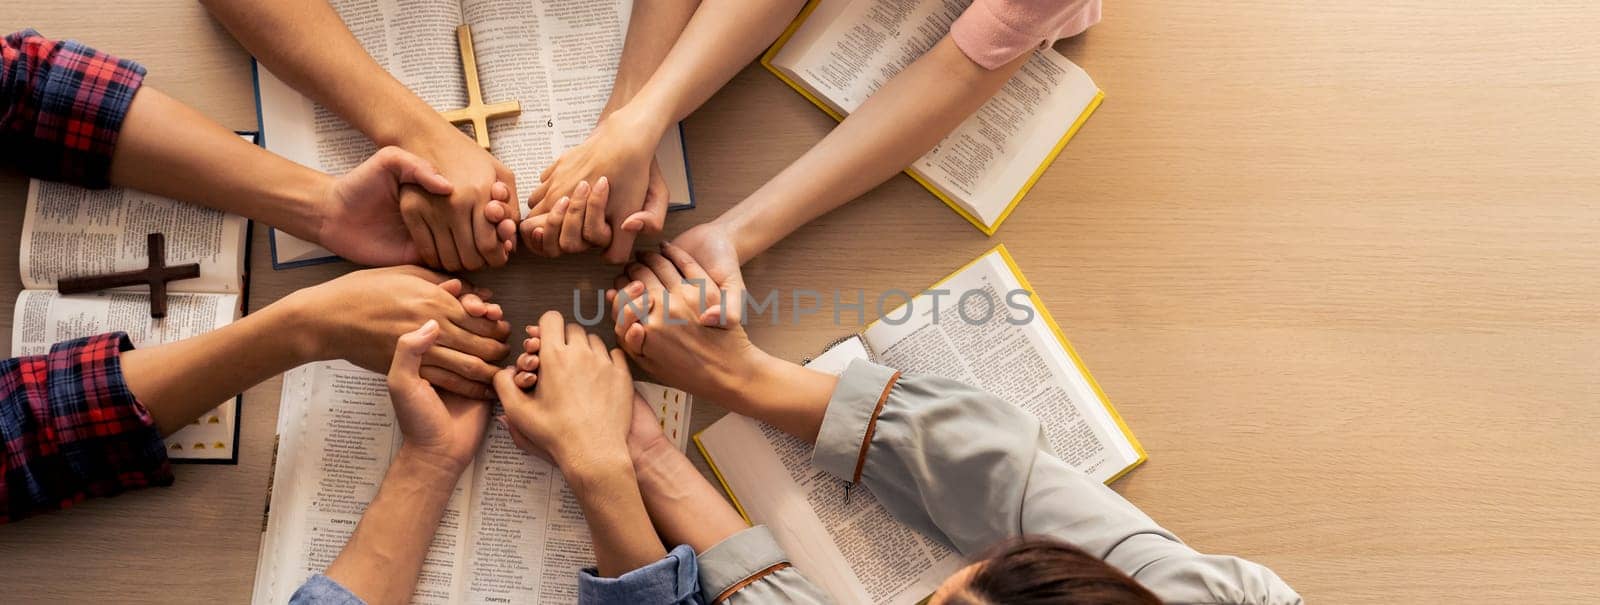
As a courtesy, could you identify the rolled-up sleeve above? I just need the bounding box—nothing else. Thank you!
[812,359,1302,605]
[0,332,172,524]
[950,0,1101,69]
[696,526,832,604]
[578,543,700,604]
[1,29,146,187]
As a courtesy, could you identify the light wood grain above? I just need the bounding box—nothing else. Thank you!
[1,1,1597,603]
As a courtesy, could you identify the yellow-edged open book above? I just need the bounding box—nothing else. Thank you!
[695,245,1145,604]
[763,0,1104,235]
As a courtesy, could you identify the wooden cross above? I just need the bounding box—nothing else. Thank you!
[58,233,200,319]
[438,24,521,150]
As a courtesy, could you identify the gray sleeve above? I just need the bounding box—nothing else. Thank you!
[696,526,834,604]
[810,359,1302,605]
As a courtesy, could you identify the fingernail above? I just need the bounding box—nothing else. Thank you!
[597,176,608,188]
[576,181,590,196]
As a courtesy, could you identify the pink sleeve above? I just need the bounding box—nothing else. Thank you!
[950,0,1101,70]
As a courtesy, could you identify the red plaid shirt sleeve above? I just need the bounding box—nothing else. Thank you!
[1,29,146,188]
[0,333,172,524]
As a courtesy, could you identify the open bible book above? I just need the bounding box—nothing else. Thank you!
[764,0,1102,235]
[256,0,695,268]
[11,139,254,462]
[252,360,694,604]
[695,245,1144,604]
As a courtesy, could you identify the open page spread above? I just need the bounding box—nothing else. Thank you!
[254,360,692,603]
[862,248,1142,482]
[258,0,692,266]
[768,0,1100,229]
[21,180,248,294]
[10,290,241,460]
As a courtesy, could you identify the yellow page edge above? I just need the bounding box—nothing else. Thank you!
[865,244,1147,483]
[762,2,1104,236]
[993,244,1149,478]
[692,432,754,526]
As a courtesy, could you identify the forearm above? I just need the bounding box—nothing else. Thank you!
[564,457,668,577]
[719,37,1027,260]
[714,351,836,444]
[201,0,447,147]
[602,0,702,119]
[631,439,748,552]
[109,86,326,242]
[119,297,312,436]
[324,448,464,605]
[611,0,806,137]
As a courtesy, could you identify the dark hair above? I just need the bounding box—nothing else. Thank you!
[942,536,1162,605]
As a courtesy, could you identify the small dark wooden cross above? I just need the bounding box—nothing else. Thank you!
[58,233,200,319]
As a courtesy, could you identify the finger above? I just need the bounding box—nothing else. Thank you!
[539,310,566,348]
[400,193,441,268]
[626,262,665,293]
[582,176,613,247]
[450,199,487,271]
[439,278,465,298]
[494,164,519,214]
[421,366,494,400]
[640,251,684,289]
[624,322,646,356]
[437,320,510,362]
[430,214,464,272]
[542,198,567,258]
[483,303,504,322]
[497,218,517,246]
[458,292,488,317]
[587,333,605,355]
[558,184,588,254]
[624,174,669,236]
[715,271,747,326]
[423,345,499,385]
[472,197,506,267]
[491,367,522,402]
[609,347,627,368]
[516,352,540,372]
[388,320,439,382]
[601,224,639,265]
[377,146,454,196]
[519,215,547,256]
[514,371,537,390]
[659,241,711,283]
[564,322,588,351]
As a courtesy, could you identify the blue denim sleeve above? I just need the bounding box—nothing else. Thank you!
[289,574,366,605]
[579,543,702,605]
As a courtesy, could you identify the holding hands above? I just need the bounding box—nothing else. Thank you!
[518,111,671,264]
[494,311,638,475]
[386,320,493,473]
[283,266,511,399]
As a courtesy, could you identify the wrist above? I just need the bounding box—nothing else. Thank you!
[602,101,673,145]
[392,445,469,486]
[713,348,791,413]
[258,293,326,366]
[559,447,636,486]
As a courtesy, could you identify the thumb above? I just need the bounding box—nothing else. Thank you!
[703,271,745,327]
[390,320,440,382]
[375,146,453,196]
[621,186,669,236]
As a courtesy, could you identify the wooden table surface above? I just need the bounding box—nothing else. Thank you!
[2,2,1597,603]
